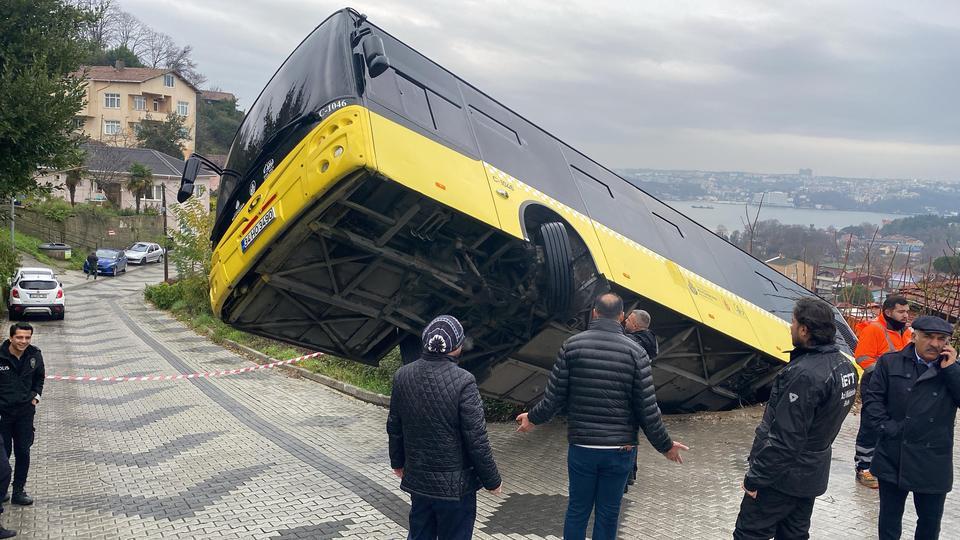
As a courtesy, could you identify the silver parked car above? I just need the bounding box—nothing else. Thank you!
[124,242,164,264]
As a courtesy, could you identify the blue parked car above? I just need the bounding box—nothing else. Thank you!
[83,248,128,276]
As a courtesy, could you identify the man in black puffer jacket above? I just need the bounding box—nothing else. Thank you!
[734,297,858,540]
[387,315,501,540]
[516,293,687,540]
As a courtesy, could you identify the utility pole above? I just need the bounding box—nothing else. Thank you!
[161,184,169,282]
[9,197,14,246]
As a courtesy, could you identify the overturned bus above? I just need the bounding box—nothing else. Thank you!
[180,8,856,413]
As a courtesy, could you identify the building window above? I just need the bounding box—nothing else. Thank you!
[131,123,141,135]
[143,185,164,200]
[104,93,120,108]
[133,95,146,110]
[73,117,85,129]
[153,98,160,112]
[103,120,121,135]
[176,101,189,116]
[164,74,174,87]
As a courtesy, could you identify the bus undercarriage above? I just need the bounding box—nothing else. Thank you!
[220,170,782,413]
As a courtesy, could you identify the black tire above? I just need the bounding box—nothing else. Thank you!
[7,307,17,321]
[539,222,575,314]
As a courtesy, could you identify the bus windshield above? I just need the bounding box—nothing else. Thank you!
[214,11,356,244]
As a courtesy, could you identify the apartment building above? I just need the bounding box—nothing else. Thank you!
[74,62,200,156]
[764,255,815,290]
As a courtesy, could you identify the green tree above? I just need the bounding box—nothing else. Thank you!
[64,167,84,206]
[839,284,872,305]
[170,195,214,279]
[87,45,145,68]
[136,113,191,157]
[127,163,153,214]
[196,96,244,154]
[0,238,21,294]
[0,0,93,198]
[933,255,960,275]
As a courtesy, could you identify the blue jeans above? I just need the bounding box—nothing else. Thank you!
[564,444,636,540]
[407,490,476,540]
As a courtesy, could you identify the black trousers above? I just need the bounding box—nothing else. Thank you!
[0,441,9,515]
[0,405,35,490]
[854,369,877,471]
[407,491,476,540]
[733,488,815,540]
[878,480,946,540]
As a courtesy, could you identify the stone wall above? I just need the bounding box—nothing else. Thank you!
[12,207,166,252]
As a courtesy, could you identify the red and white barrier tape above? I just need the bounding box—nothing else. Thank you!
[46,351,325,382]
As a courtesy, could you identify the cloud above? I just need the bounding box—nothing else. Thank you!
[114,0,960,180]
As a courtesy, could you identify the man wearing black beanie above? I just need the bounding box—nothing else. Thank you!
[386,315,502,539]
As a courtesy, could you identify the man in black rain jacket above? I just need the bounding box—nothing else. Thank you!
[734,297,858,540]
[0,322,44,511]
[387,315,501,540]
[863,316,960,540]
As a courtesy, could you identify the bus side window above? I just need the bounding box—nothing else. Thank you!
[570,165,613,199]
[469,105,522,146]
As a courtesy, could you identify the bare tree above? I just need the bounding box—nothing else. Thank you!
[110,8,149,57]
[741,193,765,255]
[163,44,207,87]
[140,29,177,68]
[75,0,116,50]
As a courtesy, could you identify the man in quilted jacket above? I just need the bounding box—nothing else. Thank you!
[516,292,687,540]
[387,315,502,540]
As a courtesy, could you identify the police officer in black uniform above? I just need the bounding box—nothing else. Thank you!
[863,315,960,540]
[0,322,45,509]
[0,443,14,537]
[734,297,858,539]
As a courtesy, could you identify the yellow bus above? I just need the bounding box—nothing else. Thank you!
[179,8,856,412]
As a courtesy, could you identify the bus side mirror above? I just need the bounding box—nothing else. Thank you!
[179,156,200,203]
[362,35,390,78]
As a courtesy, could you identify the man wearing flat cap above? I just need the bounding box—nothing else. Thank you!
[386,315,502,539]
[863,315,960,540]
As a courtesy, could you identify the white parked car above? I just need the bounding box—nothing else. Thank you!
[11,267,56,284]
[8,274,64,320]
[124,242,165,264]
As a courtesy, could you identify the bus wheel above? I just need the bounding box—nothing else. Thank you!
[539,222,574,314]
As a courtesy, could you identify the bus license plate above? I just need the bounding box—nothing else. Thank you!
[241,207,276,253]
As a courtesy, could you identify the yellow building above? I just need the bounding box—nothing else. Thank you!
[74,62,200,156]
[765,255,815,290]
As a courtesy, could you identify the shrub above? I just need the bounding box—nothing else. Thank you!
[143,282,180,310]
[143,275,211,315]
[32,198,73,223]
[0,238,21,288]
[73,203,119,221]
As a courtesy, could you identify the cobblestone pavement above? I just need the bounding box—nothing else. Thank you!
[3,261,960,538]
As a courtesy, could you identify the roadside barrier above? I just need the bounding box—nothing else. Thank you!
[46,351,325,382]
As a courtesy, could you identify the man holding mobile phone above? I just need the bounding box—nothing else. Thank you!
[862,316,960,540]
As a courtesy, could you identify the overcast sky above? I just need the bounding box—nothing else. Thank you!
[117,0,960,180]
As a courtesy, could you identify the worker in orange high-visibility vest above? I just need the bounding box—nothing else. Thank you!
[852,295,912,489]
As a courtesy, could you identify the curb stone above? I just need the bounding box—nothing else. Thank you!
[221,337,391,408]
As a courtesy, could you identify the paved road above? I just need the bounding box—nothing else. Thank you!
[2,261,959,538]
